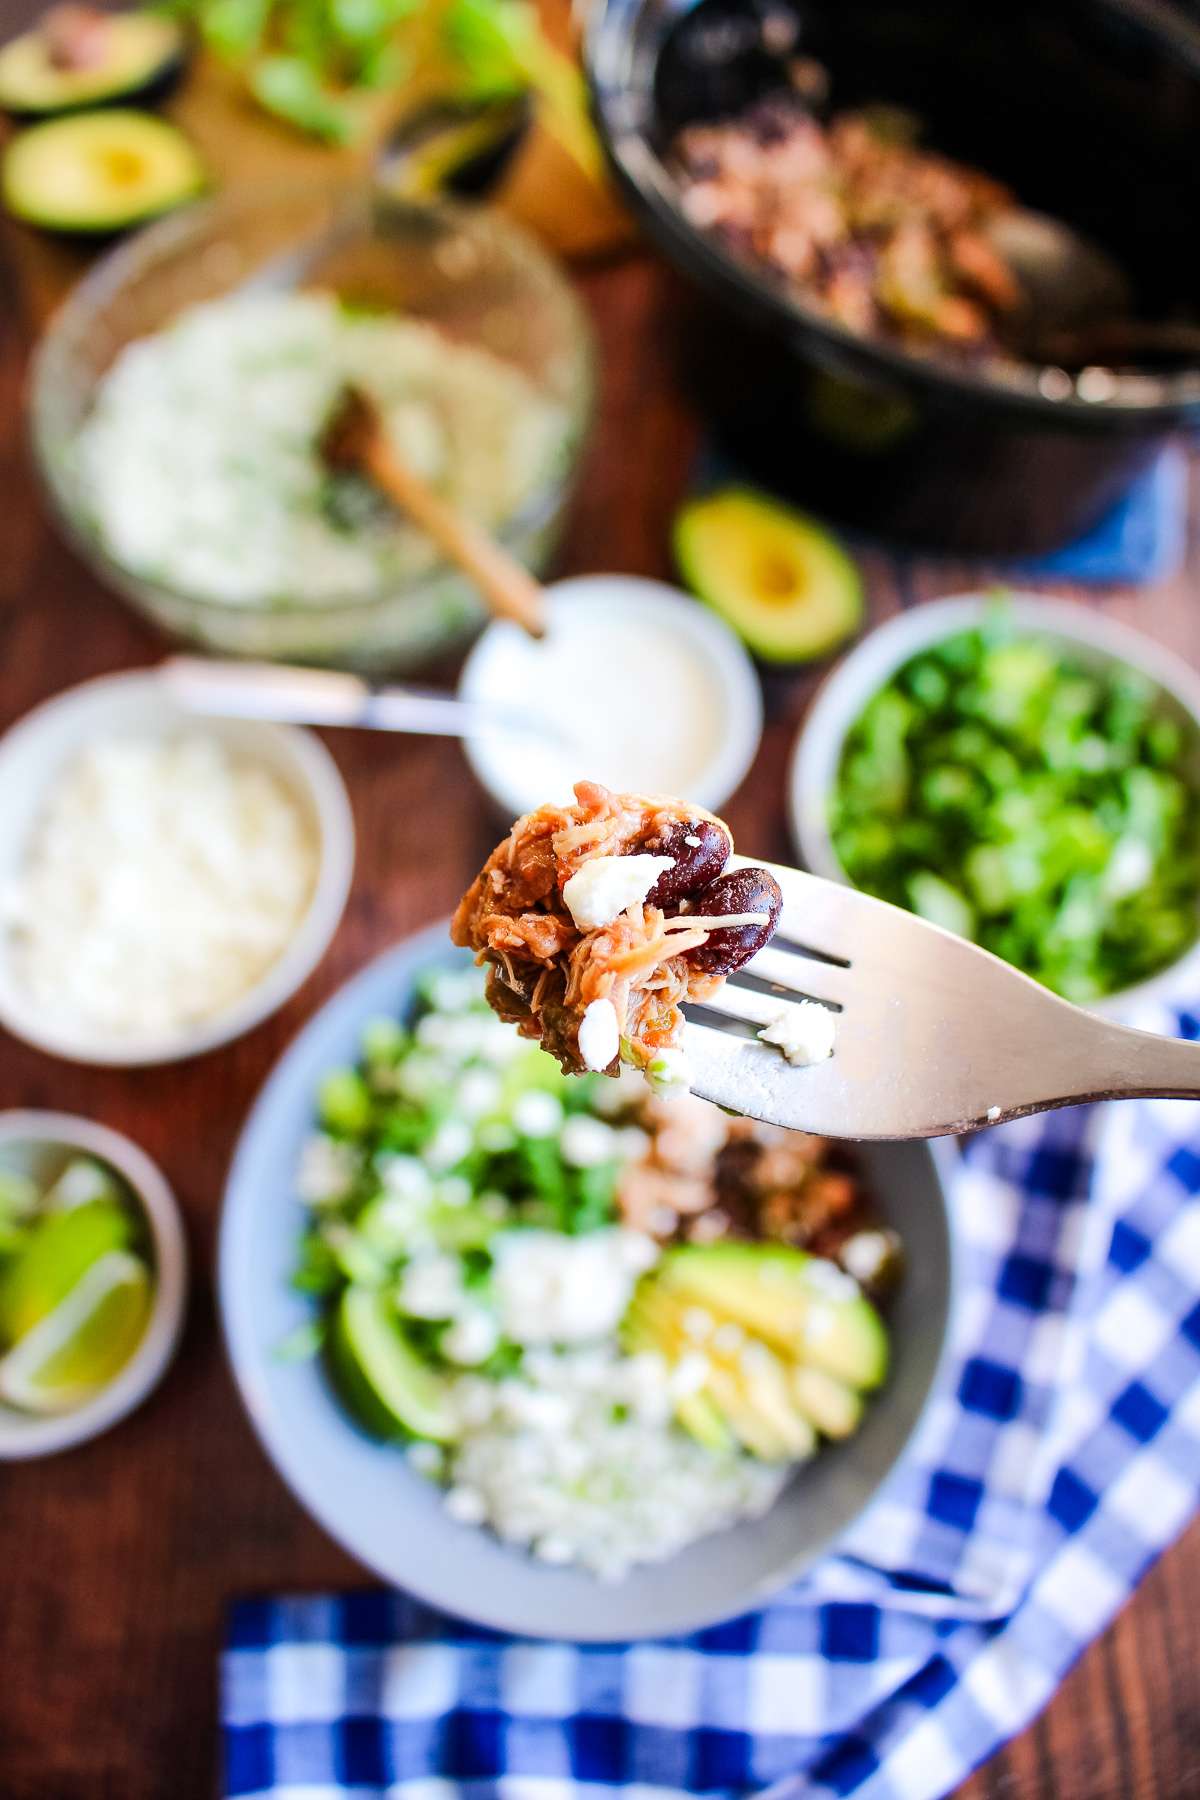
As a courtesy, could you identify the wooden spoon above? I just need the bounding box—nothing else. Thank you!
[319,384,546,638]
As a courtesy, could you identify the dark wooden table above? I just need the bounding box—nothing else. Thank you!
[3,215,1200,1799]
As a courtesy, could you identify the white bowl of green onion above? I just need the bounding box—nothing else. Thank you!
[789,593,1200,1017]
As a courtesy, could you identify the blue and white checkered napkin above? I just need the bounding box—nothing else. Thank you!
[222,1002,1200,1800]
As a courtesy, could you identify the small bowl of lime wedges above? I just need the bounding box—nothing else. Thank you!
[0,1112,186,1459]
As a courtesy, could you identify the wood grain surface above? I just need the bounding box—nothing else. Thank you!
[2,128,1200,1800]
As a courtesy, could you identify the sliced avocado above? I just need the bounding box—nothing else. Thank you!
[657,1243,889,1392]
[674,1390,734,1454]
[674,486,862,663]
[2,108,206,235]
[624,1289,743,1452]
[624,1279,815,1461]
[791,1366,864,1440]
[0,11,188,119]
[703,1360,814,1462]
[0,1198,133,1345]
[328,1285,458,1443]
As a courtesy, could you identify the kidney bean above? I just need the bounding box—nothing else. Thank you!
[683,866,783,975]
[640,817,731,908]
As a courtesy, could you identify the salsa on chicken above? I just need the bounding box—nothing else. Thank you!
[451,782,782,1091]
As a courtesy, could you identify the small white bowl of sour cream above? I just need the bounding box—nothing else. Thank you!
[458,575,763,818]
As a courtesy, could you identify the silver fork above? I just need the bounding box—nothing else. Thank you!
[683,858,1200,1139]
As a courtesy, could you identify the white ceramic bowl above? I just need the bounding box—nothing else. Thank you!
[0,669,355,1065]
[0,1111,187,1460]
[789,593,1200,1016]
[458,575,763,819]
[220,928,955,1640]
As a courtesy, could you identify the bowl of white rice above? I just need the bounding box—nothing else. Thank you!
[29,183,593,672]
[0,670,354,1066]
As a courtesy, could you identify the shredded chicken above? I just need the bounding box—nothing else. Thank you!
[617,1094,900,1292]
[673,88,1024,360]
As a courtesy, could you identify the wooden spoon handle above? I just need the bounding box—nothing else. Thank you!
[362,436,546,638]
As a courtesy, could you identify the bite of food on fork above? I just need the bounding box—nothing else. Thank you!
[454,782,1200,1140]
[449,781,817,1094]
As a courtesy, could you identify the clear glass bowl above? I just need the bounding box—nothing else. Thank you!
[30,182,594,671]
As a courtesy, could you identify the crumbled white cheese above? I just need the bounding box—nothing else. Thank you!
[443,1485,488,1525]
[758,1000,837,1066]
[491,1228,659,1345]
[578,998,620,1072]
[512,1091,564,1137]
[645,1047,691,1098]
[986,1105,1002,1124]
[296,1135,358,1206]
[423,1120,472,1171]
[380,1155,433,1204]
[398,1253,464,1320]
[4,732,317,1039]
[457,1070,502,1119]
[562,854,675,930]
[560,1115,618,1168]
[839,1229,895,1287]
[441,1306,500,1367]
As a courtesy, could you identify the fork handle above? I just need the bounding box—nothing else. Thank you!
[1044,1013,1200,1110]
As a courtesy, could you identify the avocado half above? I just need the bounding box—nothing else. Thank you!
[674,486,864,664]
[2,108,206,235]
[0,11,188,120]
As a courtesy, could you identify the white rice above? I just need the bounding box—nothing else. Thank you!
[75,291,568,608]
[446,1346,789,1581]
[2,731,317,1036]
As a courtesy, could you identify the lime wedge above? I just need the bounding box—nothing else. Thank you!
[0,1199,134,1345]
[0,1249,152,1414]
[329,1285,458,1442]
[0,1167,39,1257]
[42,1157,125,1214]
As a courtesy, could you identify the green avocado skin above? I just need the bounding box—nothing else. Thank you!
[674,486,863,665]
[0,18,189,120]
[2,110,207,237]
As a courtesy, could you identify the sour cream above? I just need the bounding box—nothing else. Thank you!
[459,576,762,819]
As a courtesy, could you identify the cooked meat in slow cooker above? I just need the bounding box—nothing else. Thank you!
[672,89,1024,357]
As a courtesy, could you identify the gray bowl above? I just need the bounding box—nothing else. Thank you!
[219,924,955,1639]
